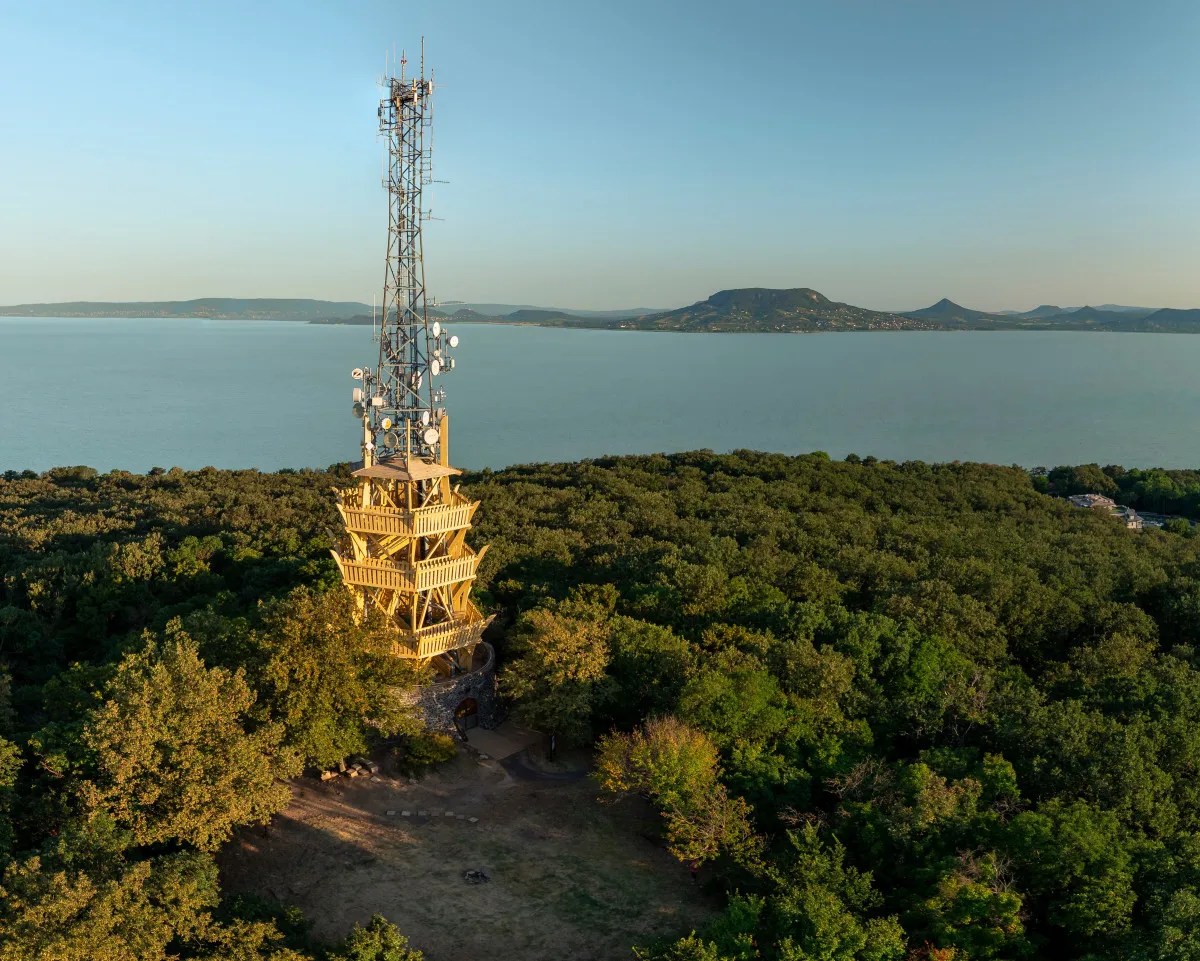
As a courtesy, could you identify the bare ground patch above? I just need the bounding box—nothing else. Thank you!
[219,747,717,960]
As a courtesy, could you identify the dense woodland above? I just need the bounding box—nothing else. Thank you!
[3,452,1200,959]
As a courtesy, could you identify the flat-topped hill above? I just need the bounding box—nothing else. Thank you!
[632,287,923,332]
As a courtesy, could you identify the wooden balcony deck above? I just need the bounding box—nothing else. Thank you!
[338,501,472,539]
[392,613,492,659]
[333,551,481,593]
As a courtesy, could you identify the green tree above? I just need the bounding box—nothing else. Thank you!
[500,606,613,743]
[596,718,757,865]
[0,845,217,961]
[919,854,1030,959]
[80,631,296,851]
[677,653,790,750]
[605,616,694,726]
[596,716,721,808]
[249,588,423,769]
[1164,517,1195,538]
[0,735,20,861]
[634,933,741,961]
[765,827,905,961]
[1049,464,1120,497]
[330,914,423,961]
[1004,802,1137,941]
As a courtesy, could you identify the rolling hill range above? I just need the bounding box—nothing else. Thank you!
[0,298,372,322]
[625,290,1200,333]
[8,291,1200,333]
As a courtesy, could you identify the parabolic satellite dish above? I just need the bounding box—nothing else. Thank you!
[430,359,441,376]
[432,321,441,337]
[422,427,439,446]
[448,335,459,348]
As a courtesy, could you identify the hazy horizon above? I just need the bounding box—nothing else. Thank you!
[0,294,1186,317]
[3,1,1199,312]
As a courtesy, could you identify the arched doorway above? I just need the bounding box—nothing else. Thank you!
[455,697,479,730]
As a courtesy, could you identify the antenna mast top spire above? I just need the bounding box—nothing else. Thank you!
[357,38,452,468]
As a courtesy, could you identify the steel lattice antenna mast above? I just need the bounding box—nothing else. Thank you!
[333,43,491,674]
[356,41,457,467]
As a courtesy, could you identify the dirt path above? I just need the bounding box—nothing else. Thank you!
[219,748,716,960]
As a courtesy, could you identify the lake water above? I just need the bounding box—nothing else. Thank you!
[3,317,1200,473]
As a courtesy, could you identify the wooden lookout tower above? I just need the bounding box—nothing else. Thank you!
[331,46,491,674]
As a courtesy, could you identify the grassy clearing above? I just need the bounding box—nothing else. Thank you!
[220,750,716,961]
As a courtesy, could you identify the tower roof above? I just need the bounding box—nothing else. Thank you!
[351,455,461,482]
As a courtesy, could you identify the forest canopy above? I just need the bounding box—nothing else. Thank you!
[3,451,1200,959]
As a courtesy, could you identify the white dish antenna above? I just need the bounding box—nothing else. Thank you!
[432,321,441,337]
[422,426,440,446]
[381,417,392,430]
[430,359,441,376]
[448,335,459,348]
[420,410,431,426]
[352,387,364,402]
[351,367,364,380]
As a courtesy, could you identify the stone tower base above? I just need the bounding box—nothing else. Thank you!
[410,641,500,734]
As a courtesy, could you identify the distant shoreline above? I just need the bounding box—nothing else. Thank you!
[8,314,1200,335]
[5,288,1198,332]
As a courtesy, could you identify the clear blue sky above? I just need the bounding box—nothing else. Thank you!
[2,0,1199,311]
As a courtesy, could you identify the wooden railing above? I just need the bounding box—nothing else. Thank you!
[334,551,481,593]
[336,557,415,592]
[413,553,480,591]
[339,502,472,538]
[413,503,473,537]
[393,614,490,659]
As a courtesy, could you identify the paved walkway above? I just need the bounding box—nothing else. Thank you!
[464,721,542,760]
[502,748,590,782]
